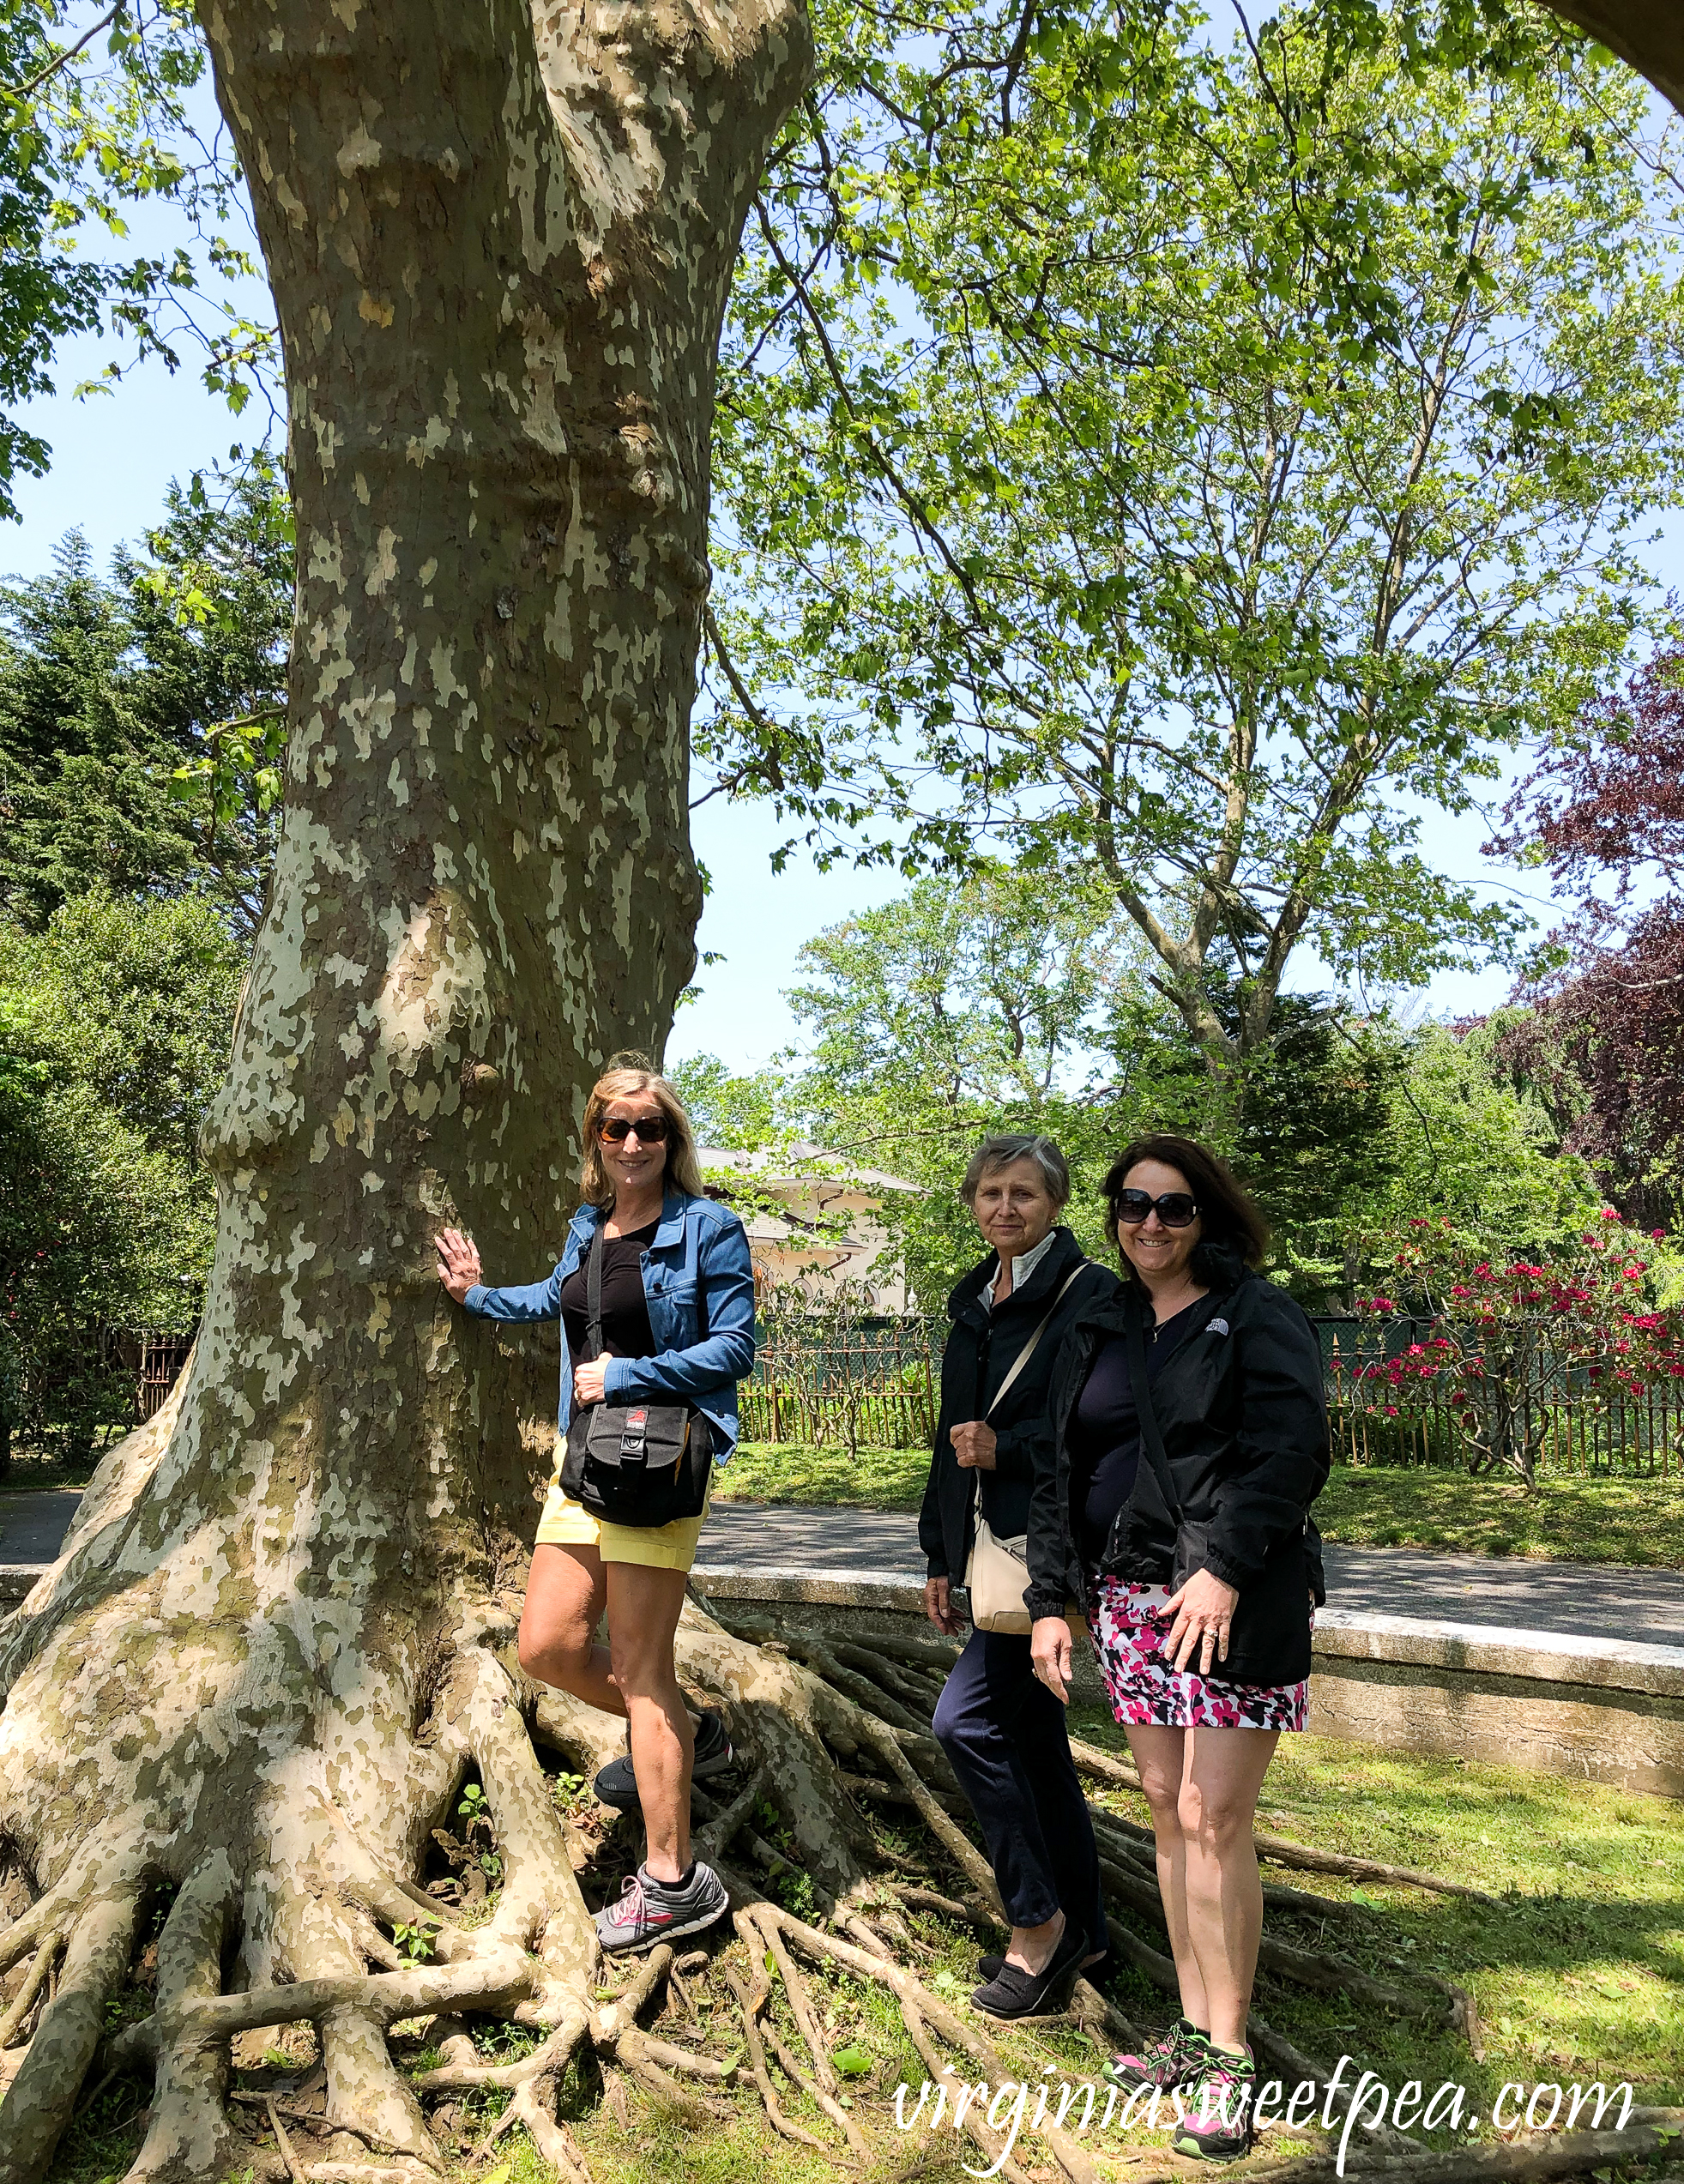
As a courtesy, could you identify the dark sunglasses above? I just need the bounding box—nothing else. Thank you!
[1114,1189,1199,1228]
[599,1115,669,1144]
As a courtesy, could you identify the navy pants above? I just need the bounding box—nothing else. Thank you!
[932,1626,1107,1944]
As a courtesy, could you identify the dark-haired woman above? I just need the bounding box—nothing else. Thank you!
[1025,1136,1327,2162]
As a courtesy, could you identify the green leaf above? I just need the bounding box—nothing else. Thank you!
[831,2045,872,2078]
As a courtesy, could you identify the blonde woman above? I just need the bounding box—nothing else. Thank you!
[436,1062,755,1952]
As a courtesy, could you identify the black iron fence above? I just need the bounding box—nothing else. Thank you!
[1315,1318,1681,1479]
[100,1310,1682,1476]
[739,1317,942,1449]
[107,1328,196,1423]
[741,1310,1683,1475]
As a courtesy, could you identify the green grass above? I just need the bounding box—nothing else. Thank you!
[1315,1466,1684,1570]
[0,1442,106,1495]
[524,1728,1684,2182]
[1073,1710,1684,2107]
[720,1442,1684,1568]
[715,1439,929,1509]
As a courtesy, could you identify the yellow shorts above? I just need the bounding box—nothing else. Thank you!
[534,1471,712,1572]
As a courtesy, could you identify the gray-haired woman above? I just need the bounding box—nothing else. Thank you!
[920,1134,1119,2017]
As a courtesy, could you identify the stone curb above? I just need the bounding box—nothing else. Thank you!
[691,1564,1684,1701]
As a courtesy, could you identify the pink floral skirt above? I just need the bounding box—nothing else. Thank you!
[1087,1575,1309,1731]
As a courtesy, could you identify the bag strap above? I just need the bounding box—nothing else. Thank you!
[1123,1288,1185,1526]
[969,1260,1092,1534]
[585,1223,606,1364]
[985,1261,1091,1421]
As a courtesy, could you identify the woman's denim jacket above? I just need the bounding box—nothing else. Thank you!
[462,1189,757,1459]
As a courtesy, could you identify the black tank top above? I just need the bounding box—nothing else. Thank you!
[558,1220,659,1359]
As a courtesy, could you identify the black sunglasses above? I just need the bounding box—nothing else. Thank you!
[599,1115,669,1144]
[1114,1189,1199,1228]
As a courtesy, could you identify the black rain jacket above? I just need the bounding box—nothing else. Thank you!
[1024,1257,1329,1686]
[918,1228,1120,1586]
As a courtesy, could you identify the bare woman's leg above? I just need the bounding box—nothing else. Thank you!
[516,1541,621,1716]
[606,1560,693,1883]
[1177,1725,1281,2050]
[1125,1722,1207,2030]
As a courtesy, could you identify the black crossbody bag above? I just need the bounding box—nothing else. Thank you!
[558,1226,713,1527]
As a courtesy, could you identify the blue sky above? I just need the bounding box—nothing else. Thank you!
[8,250,1681,1081]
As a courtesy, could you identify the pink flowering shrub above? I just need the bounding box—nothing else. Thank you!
[1347,1216,1684,1488]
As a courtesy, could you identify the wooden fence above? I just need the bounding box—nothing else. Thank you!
[104,1329,196,1422]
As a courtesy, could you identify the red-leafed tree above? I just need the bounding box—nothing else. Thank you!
[1343,1211,1683,1487]
[1491,652,1684,1226]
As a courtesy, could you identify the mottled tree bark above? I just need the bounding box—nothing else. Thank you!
[0,2,811,2177]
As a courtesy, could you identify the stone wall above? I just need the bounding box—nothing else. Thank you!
[692,1570,1684,1800]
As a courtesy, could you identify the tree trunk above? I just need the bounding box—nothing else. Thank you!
[0,3,811,2178]
[1532,0,1683,115]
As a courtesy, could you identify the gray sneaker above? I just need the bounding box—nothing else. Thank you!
[595,1861,729,1954]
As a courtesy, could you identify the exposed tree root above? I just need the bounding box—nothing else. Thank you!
[1096,1851,1447,2021]
[265,2097,307,2184]
[1251,1831,1498,1903]
[901,1996,1034,2184]
[1241,2109,1684,2184]
[0,1939,58,2053]
[720,1963,833,2154]
[1089,1810,1365,1928]
[1085,1789,1494,1904]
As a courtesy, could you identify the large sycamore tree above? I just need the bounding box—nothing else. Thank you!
[0,2,1680,2181]
[0,0,844,2174]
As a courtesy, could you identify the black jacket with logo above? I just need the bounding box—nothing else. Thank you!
[918,1228,1121,1587]
[1024,1257,1329,1686]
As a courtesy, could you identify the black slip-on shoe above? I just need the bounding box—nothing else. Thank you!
[970,1921,1089,2020]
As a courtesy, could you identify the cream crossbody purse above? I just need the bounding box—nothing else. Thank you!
[963,1264,1089,1634]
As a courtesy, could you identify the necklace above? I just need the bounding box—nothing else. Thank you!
[1150,1288,1202,1339]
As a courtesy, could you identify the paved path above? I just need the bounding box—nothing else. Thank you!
[0,1492,83,1566]
[6,1488,1680,1647]
[694,1500,1684,1648]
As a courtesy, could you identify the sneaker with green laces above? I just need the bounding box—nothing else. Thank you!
[1102,2016,1210,2093]
[1172,2041,1257,2161]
